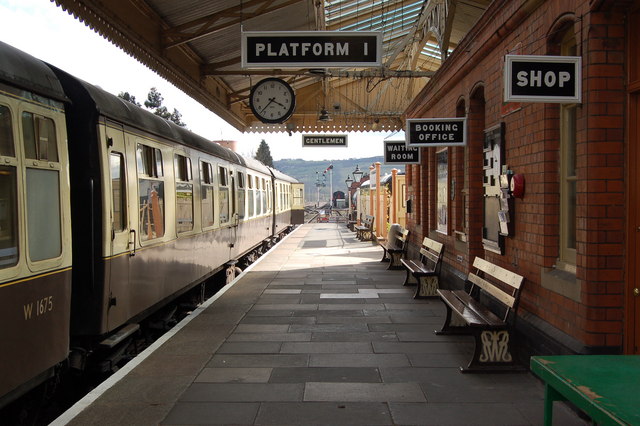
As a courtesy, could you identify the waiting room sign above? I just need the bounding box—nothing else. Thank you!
[384,141,420,164]
[504,55,582,103]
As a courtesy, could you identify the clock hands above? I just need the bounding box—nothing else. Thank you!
[259,98,275,114]
[271,98,288,109]
[259,97,289,114]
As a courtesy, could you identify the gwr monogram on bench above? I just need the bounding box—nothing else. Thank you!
[435,257,524,372]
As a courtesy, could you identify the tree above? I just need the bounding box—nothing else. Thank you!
[170,108,186,127]
[144,87,163,111]
[254,139,274,167]
[119,88,187,127]
[118,91,141,107]
[142,87,187,127]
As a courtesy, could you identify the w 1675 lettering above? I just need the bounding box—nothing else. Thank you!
[23,296,53,320]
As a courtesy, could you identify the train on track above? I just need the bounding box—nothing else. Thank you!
[0,41,304,408]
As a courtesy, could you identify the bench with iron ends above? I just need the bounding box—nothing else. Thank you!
[379,225,409,270]
[354,215,374,241]
[400,237,444,298]
[435,257,525,373]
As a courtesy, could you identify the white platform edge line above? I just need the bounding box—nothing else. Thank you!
[50,225,303,426]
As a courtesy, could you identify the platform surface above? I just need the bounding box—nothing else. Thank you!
[57,223,588,425]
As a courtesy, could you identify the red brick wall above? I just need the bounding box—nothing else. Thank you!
[404,0,629,350]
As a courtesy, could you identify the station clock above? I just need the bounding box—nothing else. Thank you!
[249,78,296,124]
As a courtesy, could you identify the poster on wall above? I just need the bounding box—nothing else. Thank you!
[436,149,448,234]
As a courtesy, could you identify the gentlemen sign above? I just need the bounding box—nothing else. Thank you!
[406,118,467,147]
[384,141,420,164]
[303,134,348,147]
[504,55,582,103]
[242,31,382,68]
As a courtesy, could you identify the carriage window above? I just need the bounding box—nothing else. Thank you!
[237,171,245,219]
[27,168,61,261]
[138,179,165,240]
[110,153,126,232]
[201,161,213,184]
[218,166,228,186]
[0,166,18,268]
[219,166,229,223]
[266,181,272,212]
[175,154,193,233]
[0,106,15,157]
[261,178,267,213]
[137,144,163,178]
[137,144,164,241]
[255,176,262,215]
[22,112,58,162]
[201,161,214,228]
[247,174,254,217]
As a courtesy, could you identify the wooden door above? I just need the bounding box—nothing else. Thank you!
[627,2,640,354]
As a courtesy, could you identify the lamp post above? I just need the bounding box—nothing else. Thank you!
[345,174,354,221]
[315,171,325,206]
[353,164,363,182]
[352,165,363,223]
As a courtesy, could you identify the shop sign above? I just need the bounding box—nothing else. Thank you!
[504,55,581,103]
[242,31,382,68]
[406,118,466,147]
[302,134,348,147]
[384,141,420,164]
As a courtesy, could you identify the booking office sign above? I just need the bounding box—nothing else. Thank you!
[406,117,467,148]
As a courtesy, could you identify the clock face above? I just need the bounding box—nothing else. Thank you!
[249,78,296,124]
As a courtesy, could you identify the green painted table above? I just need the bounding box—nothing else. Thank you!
[530,355,640,425]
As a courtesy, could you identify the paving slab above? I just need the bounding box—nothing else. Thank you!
[162,402,260,425]
[207,354,309,368]
[304,382,426,402]
[253,402,392,425]
[59,224,588,426]
[268,367,381,383]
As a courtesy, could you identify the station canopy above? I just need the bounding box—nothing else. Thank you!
[53,0,490,133]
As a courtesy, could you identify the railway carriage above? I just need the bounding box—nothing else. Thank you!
[0,41,302,408]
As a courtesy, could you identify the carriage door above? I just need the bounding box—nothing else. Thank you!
[105,123,132,315]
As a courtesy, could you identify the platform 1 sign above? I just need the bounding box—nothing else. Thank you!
[406,118,466,147]
[384,141,420,164]
[242,31,382,68]
[303,134,348,147]
[504,55,581,103]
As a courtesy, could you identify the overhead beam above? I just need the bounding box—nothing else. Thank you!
[163,0,302,49]
[384,0,451,67]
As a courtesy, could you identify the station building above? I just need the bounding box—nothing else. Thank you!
[403,0,640,356]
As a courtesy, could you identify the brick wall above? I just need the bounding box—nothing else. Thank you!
[404,0,630,352]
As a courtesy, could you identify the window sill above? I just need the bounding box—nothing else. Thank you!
[541,266,580,302]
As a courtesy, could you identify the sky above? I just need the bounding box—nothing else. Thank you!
[0,0,402,161]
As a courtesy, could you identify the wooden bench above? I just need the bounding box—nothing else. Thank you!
[354,215,374,242]
[400,237,444,298]
[379,225,409,270]
[435,257,525,373]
